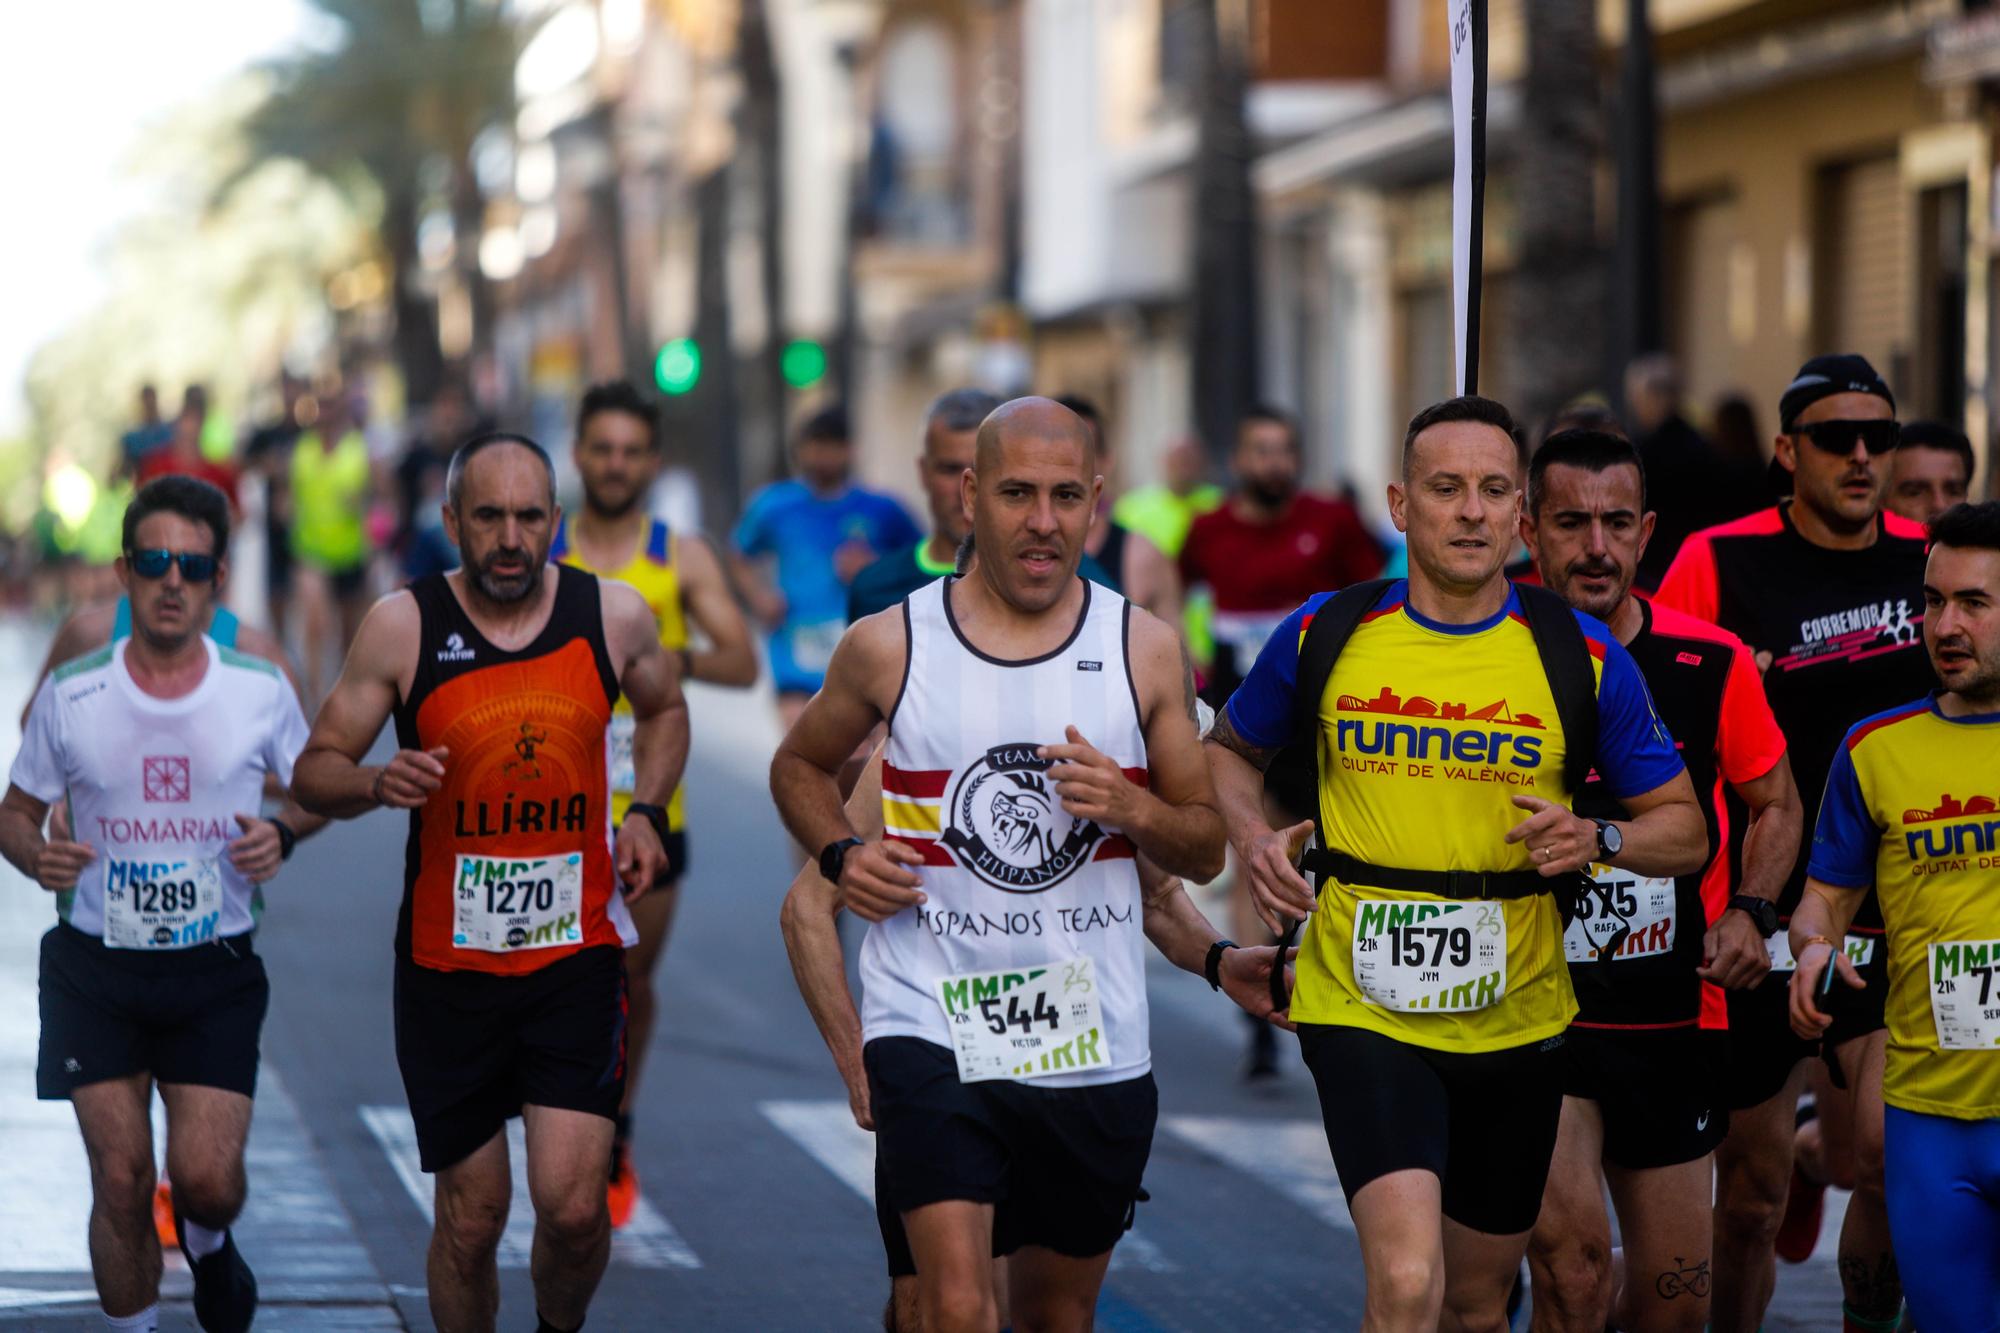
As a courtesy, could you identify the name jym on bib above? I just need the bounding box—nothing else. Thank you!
[453,853,584,952]
[1353,900,1507,1011]
[103,856,223,950]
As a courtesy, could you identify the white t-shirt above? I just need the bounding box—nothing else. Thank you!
[11,636,309,945]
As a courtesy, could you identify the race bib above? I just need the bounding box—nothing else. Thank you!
[102,856,223,951]
[789,619,844,674]
[1767,931,1876,974]
[608,713,637,793]
[935,958,1108,1083]
[453,852,584,953]
[1564,869,1677,963]
[1353,901,1506,1011]
[1929,941,2000,1050]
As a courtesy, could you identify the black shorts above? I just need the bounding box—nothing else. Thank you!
[37,922,268,1100]
[394,945,628,1172]
[1823,934,1890,1052]
[330,562,367,599]
[865,1037,1156,1262]
[661,829,688,886]
[1722,972,1816,1110]
[1297,1024,1565,1236]
[1563,1026,1727,1169]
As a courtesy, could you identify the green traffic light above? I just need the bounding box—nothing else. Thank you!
[781,339,827,389]
[656,338,701,395]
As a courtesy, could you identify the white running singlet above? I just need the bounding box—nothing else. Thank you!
[861,577,1152,1086]
[11,637,309,944]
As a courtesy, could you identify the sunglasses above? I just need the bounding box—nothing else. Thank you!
[126,548,218,582]
[1793,419,1900,457]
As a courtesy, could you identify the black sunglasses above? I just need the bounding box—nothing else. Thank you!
[1794,419,1900,457]
[126,548,218,582]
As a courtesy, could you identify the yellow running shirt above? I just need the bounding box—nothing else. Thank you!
[1222,581,1684,1053]
[552,516,688,830]
[1809,696,2000,1119]
[290,429,372,570]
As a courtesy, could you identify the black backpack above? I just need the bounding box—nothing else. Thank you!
[1262,579,1603,1009]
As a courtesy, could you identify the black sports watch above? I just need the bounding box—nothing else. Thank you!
[819,837,864,885]
[1592,818,1623,862]
[270,818,297,862]
[1204,939,1237,992]
[624,802,670,842]
[1728,894,1781,939]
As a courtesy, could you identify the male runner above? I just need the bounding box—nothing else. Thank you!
[0,476,323,1333]
[290,386,375,703]
[552,379,756,1226]
[292,433,689,1333]
[1518,430,1802,1332]
[770,397,1237,1333]
[1789,500,2000,1333]
[1206,395,1705,1331]
[731,406,919,730]
[1656,354,1934,1333]
[1886,421,1973,528]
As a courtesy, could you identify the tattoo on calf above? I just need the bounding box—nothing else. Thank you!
[1837,1253,1902,1320]
[1654,1257,1710,1300]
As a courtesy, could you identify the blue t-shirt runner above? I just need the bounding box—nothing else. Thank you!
[733,479,918,695]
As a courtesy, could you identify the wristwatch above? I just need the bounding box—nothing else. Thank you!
[1592,818,1623,861]
[624,802,670,842]
[270,818,297,862]
[1728,894,1781,939]
[819,837,864,885]
[1204,939,1237,992]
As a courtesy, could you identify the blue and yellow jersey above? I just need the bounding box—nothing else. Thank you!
[1225,581,1684,1054]
[552,516,688,830]
[1809,695,2000,1119]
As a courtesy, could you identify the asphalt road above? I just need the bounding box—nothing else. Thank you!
[0,618,1849,1330]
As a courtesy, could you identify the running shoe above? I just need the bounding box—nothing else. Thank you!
[175,1217,257,1333]
[607,1141,639,1230]
[1774,1161,1826,1264]
[152,1179,176,1247]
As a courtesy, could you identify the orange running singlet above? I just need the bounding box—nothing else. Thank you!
[393,564,633,975]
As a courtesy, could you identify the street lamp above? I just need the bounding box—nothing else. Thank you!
[814,0,885,408]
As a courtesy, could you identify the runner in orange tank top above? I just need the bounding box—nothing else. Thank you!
[293,433,689,1333]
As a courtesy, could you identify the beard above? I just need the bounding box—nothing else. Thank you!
[1247,478,1295,509]
[583,482,643,519]
[471,547,544,603]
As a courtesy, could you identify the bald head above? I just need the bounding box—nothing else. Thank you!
[975,397,1094,475]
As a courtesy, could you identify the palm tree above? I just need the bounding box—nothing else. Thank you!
[1510,0,1607,432]
[226,0,529,404]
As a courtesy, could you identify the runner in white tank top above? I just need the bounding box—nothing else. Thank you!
[772,398,1292,1330]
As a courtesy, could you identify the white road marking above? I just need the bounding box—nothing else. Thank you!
[0,1288,99,1311]
[1163,1115,1355,1231]
[759,1098,1175,1273]
[359,1106,701,1270]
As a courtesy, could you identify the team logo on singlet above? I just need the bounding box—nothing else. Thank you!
[437,632,477,663]
[941,744,1106,893]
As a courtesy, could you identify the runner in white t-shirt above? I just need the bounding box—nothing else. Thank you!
[0,477,323,1333]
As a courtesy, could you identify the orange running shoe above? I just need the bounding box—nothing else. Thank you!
[153,1178,177,1247]
[607,1146,638,1230]
[1774,1162,1826,1264]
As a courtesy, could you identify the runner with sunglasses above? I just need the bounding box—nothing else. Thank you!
[1656,354,1935,1333]
[0,477,324,1333]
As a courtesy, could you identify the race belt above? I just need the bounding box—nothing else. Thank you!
[1300,848,1565,902]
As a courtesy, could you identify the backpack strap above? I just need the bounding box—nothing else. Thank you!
[1511,582,1598,795]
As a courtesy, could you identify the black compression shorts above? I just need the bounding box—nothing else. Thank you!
[1297,1023,1565,1236]
[1562,1026,1727,1169]
[38,922,269,1100]
[865,1036,1155,1263]
[394,945,628,1172]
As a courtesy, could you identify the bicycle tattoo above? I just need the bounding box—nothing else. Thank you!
[1655,1256,1712,1299]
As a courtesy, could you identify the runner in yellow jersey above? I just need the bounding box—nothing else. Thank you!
[553,380,757,1226]
[1205,396,1706,1331]
[290,387,375,702]
[1790,500,2000,1333]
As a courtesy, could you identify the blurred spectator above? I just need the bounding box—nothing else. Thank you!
[118,385,172,474]
[397,378,484,580]
[1708,392,1773,519]
[243,373,308,634]
[138,408,240,507]
[1887,420,1974,527]
[1057,395,1180,622]
[1626,353,1722,589]
[290,385,374,702]
[1113,436,1224,560]
[1536,395,1625,447]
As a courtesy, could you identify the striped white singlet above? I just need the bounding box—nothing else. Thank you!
[859,576,1153,1086]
